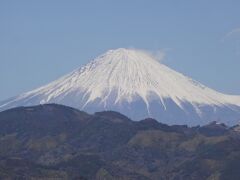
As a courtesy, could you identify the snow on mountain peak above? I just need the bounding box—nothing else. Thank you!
[0,48,240,125]
[77,48,238,108]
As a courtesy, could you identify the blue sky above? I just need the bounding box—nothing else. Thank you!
[0,0,240,101]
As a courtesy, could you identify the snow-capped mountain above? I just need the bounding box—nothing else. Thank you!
[1,48,240,125]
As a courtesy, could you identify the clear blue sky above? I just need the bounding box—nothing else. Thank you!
[1,0,240,101]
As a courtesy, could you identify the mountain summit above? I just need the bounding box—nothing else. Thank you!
[1,48,240,125]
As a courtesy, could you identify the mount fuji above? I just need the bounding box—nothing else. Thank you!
[1,48,240,125]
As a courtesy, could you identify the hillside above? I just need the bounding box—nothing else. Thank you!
[0,104,240,179]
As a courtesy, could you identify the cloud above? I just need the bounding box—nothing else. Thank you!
[143,48,172,63]
[222,28,240,41]
[222,28,240,56]
[125,47,171,63]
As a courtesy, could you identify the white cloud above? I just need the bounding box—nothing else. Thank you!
[222,28,240,56]
[222,28,240,41]
[144,48,172,63]
[124,47,171,63]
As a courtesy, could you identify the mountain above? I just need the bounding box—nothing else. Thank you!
[1,104,240,179]
[1,48,240,125]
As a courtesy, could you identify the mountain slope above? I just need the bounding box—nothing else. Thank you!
[1,104,240,179]
[0,48,240,125]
